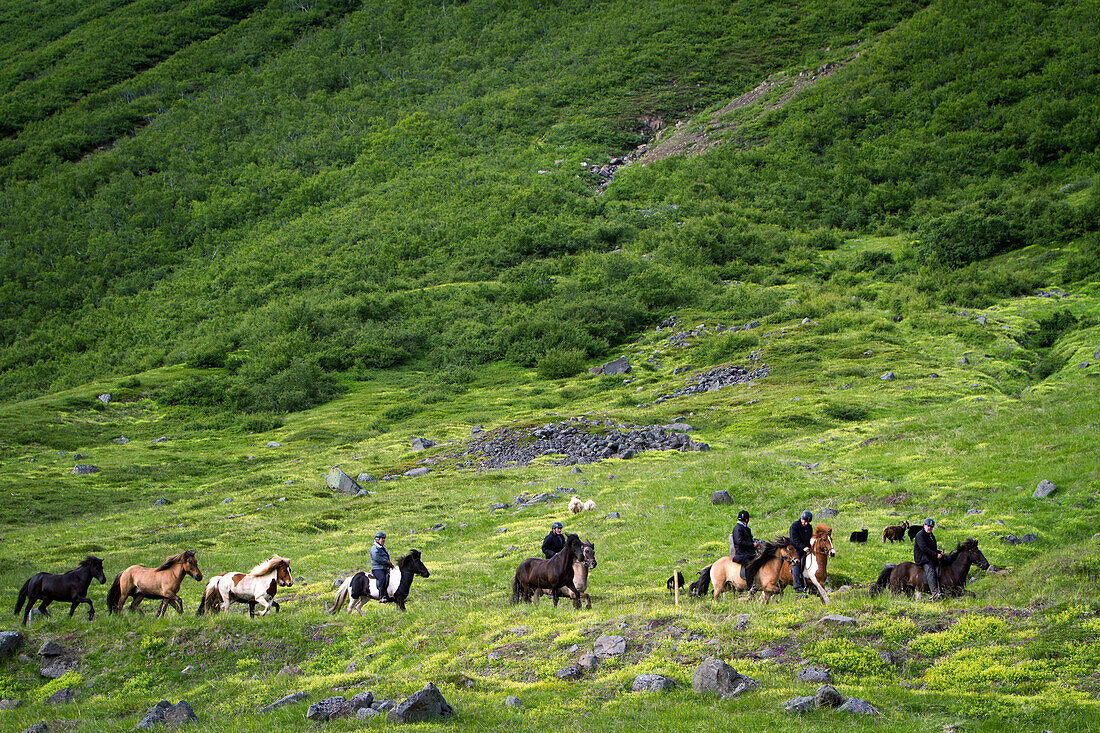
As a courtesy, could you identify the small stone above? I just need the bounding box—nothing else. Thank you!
[593,635,626,657]
[839,697,881,715]
[410,437,436,451]
[45,688,75,705]
[577,653,600,671]
[814,684,845,708]
[880,372,895,381]
[97,393,111,403]
[555,666,584,680]
[0,631,22,658]
[404,467,431,477]
[114,436,130,444]
[0,699,22,710]
[784,695,816,713]
[180,665,195,676]
[357,707,383,719]
[266,441,281,448]
[966,508,983,515]
[631,674,675,692]
[797,666,831,683]
[71,464,99,475]
[504,695,521,707]
[1033,479,1057,498]
[306,696,351,722]
[153,498,168,507]
[817,614,857,627]
[606,512,621,519]
[711,490,734,505]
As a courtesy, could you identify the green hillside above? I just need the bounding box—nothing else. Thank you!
[1,0,1099,730]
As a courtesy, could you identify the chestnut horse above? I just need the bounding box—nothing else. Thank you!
[197,556,293,617]
[781,524,836,604]
[14,556,106,626]
[878,538,990,598]
[535,539,597,608]
[511,533,584,608]
[692,538,800,604]
[107,550,203,616]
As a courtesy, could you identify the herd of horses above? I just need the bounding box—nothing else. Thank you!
[12,524,991,626]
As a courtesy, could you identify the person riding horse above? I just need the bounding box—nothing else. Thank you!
[914,518,945,599]
[789,510,814,595]
[542,521,565,559]
[370,531,395,603]
[730,510,763,591]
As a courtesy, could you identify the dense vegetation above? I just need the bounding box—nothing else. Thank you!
[1,0,1099,731]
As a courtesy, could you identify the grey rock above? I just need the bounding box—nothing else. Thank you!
[38,641,67,658]
[1094,345,1100,360]
[797,666,832,683]
[371,699,397,712]
[1078,362,1090,369]
[839,697,881,715]
[504,695,521,707]
[818,508,839,518]
[666,422,693,431]
[817,615,857,627]
[958,356,970,364]
[276,666,302,678]
[326,467,362,495]
[711,490,734,505]
[601,356,632,375]
[966,508,983,516]
[593,635,626,657]
[356,473,376,484]
[71,464,98,475]
[358,706,384,719]
[163,701,198,726]
[404,467,431,478]
[569,467,582,474]
[45,688,75,705]
[784,696,816,713]
[814,684,845,708]
[878,650,897,666]
[152,436,169,443]
[555,666,584,681]
[976,315,987,325]
[1033,479,1057,498]
[1020,533,1038,543]
[23,725,49,733]
[0,699,22,710]
[606,512,621,519]
[1002,534,1021,545]
[114,436,129,444]
[411,437,436,451]
[136,700,174,729]
[355,489,371,497]
[220,497,232,504]
[97,393,111,404]
[153,498,167,507]
[880,372,895,381]
[349,691,374,711]
[306,696,352,722]
[471,425,483,437]
[733,614,751,631]
[387,682,454,723]
[756,647,779,659]
[631,674,675,692]
[692,657,761,697]
[345,662,356,674]
[0,631,22,658]
[577,653,600,671]
[266,441,280,448]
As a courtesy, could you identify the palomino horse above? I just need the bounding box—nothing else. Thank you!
[693,538,800,604]
[330,550,431,614]
[197,556,293,617]
[511,533,585,608]
[107,550,203,616]
[880,538,990,598]
[535,539,597,608]
[14,556,106,626]
[781,524,836,604]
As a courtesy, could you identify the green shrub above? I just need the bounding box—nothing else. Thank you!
[537,347,588,379]
[35,671,83,703]
[240,412,284,433]
[823,402,870,421]
[916,209,1024,268]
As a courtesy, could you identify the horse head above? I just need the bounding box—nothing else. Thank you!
[275,558,293,587]
[182,550,203,582]
[402,550,430,578]
[580,540,597,569]
[83,555,107,584]
[958,539,990,571]
[564,533,584,563]
[813,526,836,558]
[774,538,800,566]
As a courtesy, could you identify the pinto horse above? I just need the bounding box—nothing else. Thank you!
[883,538,990,598]
[693,538,800,604]
[781,524,836,604]
[14,556,106,626]
[535,539,597,608]
[511,533,584,608]
[107,550,203,617]
[330,550,431,614]
[197,556,293,617]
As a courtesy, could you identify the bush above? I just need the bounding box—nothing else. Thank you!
[537,347,588,379]
[916,209,1024,268]
[823,402,870,421]
[240,412,284,433]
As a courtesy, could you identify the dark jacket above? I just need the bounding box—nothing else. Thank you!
[789,519,813,559]
[914,529,940,566]
[730,522,756,566]
[542,531,566,559]
[369,542,391,570]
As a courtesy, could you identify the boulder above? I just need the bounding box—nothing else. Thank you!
[691,657,761,698]
[711,490,734,505]
[797,666,831,684]
[348,691,375,711]
[403,467,431,478]
[0,631,22,658]
[600,357,632,375]
[137,700,198,729]
[71,465,98,475]
[577,653,599,671]
[839,697,881,715]
[45,688,75,705]
[259,691,308,713]
[306,696,352,722]
[357,707,384,719]
[554,666,583,681]
[783,696,816,713]
[814,684,845,708]
[164,701,198,726]
[593,635,626,657]
[1033,479,1057,498]
[504,695,521,707]
[37,642,78,679]
[0,699,22,710]
[817,615,857,627]
[387,682,454,723]
[356,473,376,484]
[410,437,436,451]
[325,467,362,495]
[631,674,675,692]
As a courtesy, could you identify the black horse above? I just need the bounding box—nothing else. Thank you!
[874,538,990,598]
[330,550,431,613]
[14,556,107,626]
[511,533,584,608]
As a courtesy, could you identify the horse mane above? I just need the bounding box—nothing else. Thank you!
[744,537,792,578]
[397,549,422,565]
[156,550,193,571]
[249,556,288,576]
[813,524,832,538]
[81,555,103,568]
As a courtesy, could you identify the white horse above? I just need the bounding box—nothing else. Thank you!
[799,526,835,605]
[197,556,293,617]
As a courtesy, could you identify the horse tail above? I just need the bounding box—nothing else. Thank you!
[693,565,713,597]
[869,564,895,596]
[106,572,123,614]
[196,581,212,616]
[510,572,524,605]
[14,576,32,615]
[331,577,351,614]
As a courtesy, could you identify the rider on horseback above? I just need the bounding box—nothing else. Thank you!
[789,510,814,594]
[371,531,395,603]
[914,518,945,600]
[542,521,566,559]
[730,510,762,592]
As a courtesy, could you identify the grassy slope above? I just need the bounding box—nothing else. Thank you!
[1,238,1098,731]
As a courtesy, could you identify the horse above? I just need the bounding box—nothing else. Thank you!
[107,550,203,617]
[197,556,293,617]
[330,550,431,614]
[693,538,800,604]
[802,524,836,604]
[884,538,990,598]
[535,539,597,608]
[14,556,106,626]
[511,533,584,608]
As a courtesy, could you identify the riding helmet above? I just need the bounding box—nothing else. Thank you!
[375,531,386,538]
[737,510,750,522]
[551,521,563,529]
[923,518,935,528]
[801,510,813,522]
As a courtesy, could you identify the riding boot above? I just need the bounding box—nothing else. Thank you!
[791,560,806,593]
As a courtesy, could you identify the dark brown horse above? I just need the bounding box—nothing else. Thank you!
[14,556,106,626]
[107,550,203,616]
[511,533,584,608]
[535,539,597,608]
[878,538,990,598]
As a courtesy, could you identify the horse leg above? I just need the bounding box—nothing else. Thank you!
[271,600,280,613]
[69,600,80,617]
[808,574,829,605]
[84,598,95,620]
[563,581,582,609]
[38,599,52,617]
